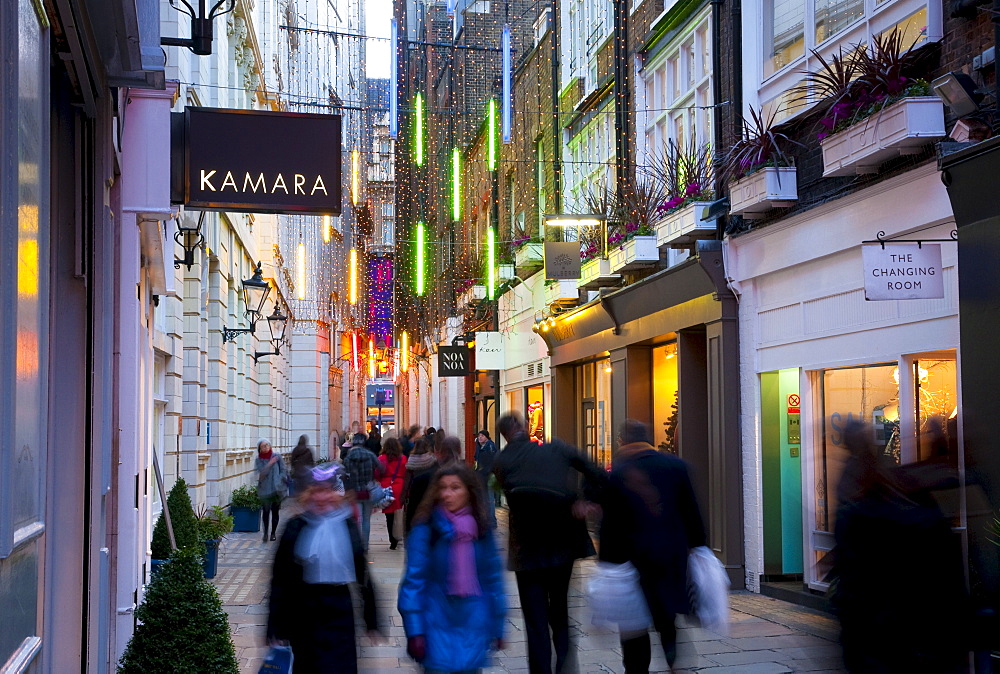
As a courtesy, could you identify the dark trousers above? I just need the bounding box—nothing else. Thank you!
[261,500,280,536]
[289,584,357,673]
[621,575,678,674]
[515,563,574,674]
[384,512,398,547]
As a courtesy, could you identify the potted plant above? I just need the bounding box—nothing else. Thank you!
[197,504,234,579]
[577,182,623,288]
[119,547,239,673]
[802,30,943,176]
[229,484,261,532]
[648,142,717,248]
[150,478,201,576]
[724,106,800,218]
[513,235,544,272]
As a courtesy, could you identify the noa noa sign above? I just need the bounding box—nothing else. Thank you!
[862,243,944,301]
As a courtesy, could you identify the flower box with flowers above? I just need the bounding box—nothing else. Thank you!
[608,224,658,273]
[654,184,716,248]
[514,240,543,272]
[729,166,798,218]
[457,282,487,308]
[577,256,619,289]
[820,96,944,177]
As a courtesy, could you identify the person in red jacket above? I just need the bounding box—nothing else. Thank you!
[378,437,408,550]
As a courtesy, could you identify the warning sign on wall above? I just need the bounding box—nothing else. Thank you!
[787,393,800,414]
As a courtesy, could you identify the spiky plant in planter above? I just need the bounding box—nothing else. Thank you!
[118,547,239,673]
[722,106,800,184]
[151,478,201,560]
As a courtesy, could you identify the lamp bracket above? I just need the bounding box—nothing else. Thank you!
[222,327,250,343]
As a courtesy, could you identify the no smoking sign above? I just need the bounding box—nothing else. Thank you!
[787,393,800,414]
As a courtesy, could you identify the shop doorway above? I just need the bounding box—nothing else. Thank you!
[760,369,804,581]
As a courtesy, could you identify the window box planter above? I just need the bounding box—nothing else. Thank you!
[609,235,658,273]
[729,167,798,219]
[514,242,543,275]
[230,505,261,532]
[577,257,620,289]
[457,284,487,308]
[821,97,945,177]
[654,201,715,249]
[544,280,579,306]
[499,264,515,280]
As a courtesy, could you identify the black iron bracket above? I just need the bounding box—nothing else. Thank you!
[863,230,958,249]
[222,327,250,344]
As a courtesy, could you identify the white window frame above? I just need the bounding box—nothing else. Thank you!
[638,9,714,173]
[746,0,942,121]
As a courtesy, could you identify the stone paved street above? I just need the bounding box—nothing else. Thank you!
[214,507,846,674]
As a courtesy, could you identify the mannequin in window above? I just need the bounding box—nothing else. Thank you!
[527,401,544,441]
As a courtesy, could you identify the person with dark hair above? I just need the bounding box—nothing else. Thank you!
[378,437,408,550]
[268,465,381,673]
[290,434,316,497]
[401,424,422,457]
[402,437,438,534]
[256,439,288,543]
[475,430,500,526]
[494,411,605,674]
[398,465,506,672]
[365,430,382,456]
[342,432,383,552]
[599,418,707,673]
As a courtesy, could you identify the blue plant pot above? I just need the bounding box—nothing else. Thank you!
[150,558,168,577]
[230,506,261,532]
[202,539,220,579]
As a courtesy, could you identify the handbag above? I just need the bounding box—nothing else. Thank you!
[258,645,293,673]
[687,546,730,635]
[586,561,652,632]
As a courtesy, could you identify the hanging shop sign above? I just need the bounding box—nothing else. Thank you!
[545,242,582,280]
[172,107,342,215]
[475,331,505,370]
[438,346,470,377]
[862,243,944,301]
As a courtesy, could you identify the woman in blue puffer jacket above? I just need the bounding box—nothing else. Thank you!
[398,463,506,673]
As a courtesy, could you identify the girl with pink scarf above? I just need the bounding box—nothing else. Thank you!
[398,464,506,673]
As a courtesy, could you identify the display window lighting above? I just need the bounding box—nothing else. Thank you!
[349,247,359,305]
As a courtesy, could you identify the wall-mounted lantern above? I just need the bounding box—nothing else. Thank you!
[161,0,237,56]
[174,213,205,270]
[222,262,271,343]
[253,306,289,363]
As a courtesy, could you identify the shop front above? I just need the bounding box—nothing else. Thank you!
[540,242,745,586]
[726,164,963,593]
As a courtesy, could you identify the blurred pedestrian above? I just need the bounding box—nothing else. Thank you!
[475,430,499,527]
[403,437,438,534]
[290,434,316,497]
[343,433,383,552]
[832,421,967,673]
[599,419,707,673]
[401,424,422,457]
[256,439,288,543]
[494,412,605,674]
[366,430,382,456]
[379,437,408,550]
[398,464,506,672]
[267,465,380,673]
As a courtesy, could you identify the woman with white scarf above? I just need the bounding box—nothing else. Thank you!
[267,465,382,673]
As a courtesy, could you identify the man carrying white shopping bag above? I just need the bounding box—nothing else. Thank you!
[597,419,711,674]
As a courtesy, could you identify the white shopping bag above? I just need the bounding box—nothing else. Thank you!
[687,546,730,635]
[587,561,652,632]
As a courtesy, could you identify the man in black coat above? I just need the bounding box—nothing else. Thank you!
[494,412,605,674]
[599,418,706,674]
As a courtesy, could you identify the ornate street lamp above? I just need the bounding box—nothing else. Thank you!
[223,262,271,343]
[253,305,289,363]
[174,213,205,270]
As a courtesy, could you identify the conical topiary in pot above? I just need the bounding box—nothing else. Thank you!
[151,478,201,561]
[118,546,239,673]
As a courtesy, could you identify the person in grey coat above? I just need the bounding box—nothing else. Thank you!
[257,438,289,542]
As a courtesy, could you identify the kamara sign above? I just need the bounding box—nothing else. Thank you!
[862,243,944,301]
[172,107,342,215]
